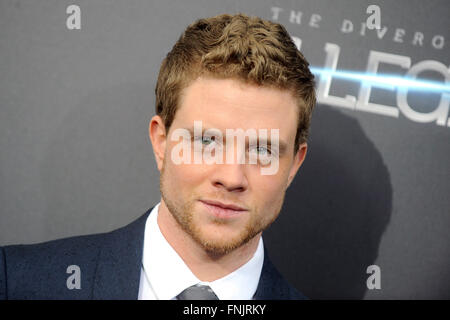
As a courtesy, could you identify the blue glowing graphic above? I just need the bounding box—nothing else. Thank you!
[310,67,450,93]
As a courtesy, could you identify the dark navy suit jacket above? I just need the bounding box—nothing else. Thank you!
[0,207,307,300]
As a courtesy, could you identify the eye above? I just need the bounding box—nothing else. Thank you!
[248,145,272,164]
[194,135,215,145]
[202,136,212,145]
[249,145,271,155]
[255,146,271,155]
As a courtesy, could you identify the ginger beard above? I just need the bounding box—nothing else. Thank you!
[159,160,285,256]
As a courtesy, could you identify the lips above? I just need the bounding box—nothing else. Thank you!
[199,199,247,218]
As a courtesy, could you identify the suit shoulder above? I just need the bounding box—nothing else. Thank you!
[1,231,109,299]
[0,208,151,299]
[3,231,108,265]
[0,247,6,300]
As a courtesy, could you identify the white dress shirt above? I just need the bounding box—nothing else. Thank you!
[138,202,264,300]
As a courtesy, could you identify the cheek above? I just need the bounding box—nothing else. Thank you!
[164,155,209,192]
[250,157,291,192]
[165,141,210,184]
[250,171,287,205]
[167,163,195,186]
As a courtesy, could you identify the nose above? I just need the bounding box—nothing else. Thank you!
[210,163,249,193]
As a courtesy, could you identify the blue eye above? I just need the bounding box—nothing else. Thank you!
[255,146,271,155]
[248,145,274,166]
[203,136,214,145]
[194,136,214,145]
[248,145,271,155]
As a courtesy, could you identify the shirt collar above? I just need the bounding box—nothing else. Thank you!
[142,202,264,300]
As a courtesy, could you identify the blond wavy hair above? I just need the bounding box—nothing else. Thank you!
[155,13,316,153]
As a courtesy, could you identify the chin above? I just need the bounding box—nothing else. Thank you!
[193,225,256,255]
[198,238,245,255]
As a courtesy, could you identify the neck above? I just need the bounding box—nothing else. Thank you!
[156,199,261,282]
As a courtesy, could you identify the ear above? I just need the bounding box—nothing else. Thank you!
[148,115,167,171]
[286,142,307,188]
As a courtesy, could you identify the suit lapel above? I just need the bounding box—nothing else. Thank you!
[92,207,153,299]
[253,249,284,299]
[253,246,305,300]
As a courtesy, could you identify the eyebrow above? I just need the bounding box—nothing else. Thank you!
[183,126,289,156]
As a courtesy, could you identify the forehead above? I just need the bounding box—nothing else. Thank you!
[173,77,298,136]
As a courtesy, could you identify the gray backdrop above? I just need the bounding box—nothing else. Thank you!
[1,0,449,299]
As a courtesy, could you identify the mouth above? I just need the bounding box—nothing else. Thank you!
[199,199,248,219]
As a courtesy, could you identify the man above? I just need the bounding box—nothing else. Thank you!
[0,13,315,300]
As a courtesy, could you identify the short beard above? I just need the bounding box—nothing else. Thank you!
[159,164,281,256]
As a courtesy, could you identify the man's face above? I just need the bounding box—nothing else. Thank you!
[155,77,307,255]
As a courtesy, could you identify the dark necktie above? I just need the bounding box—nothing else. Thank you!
[176,284,219,300]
